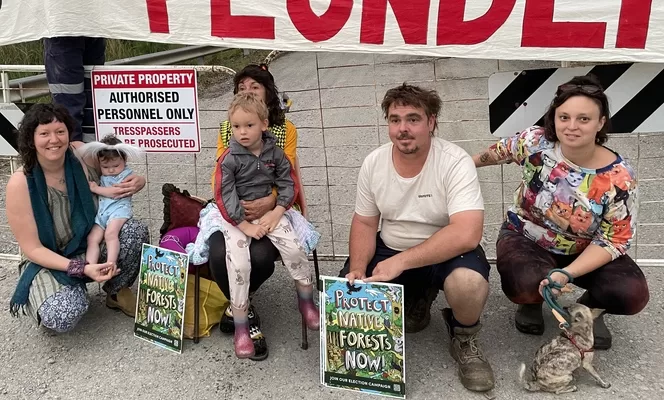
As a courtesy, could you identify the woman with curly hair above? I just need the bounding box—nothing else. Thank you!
[6,103,149,332]
[210,63,299,361]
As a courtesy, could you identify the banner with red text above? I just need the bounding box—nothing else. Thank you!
[0,1,662,63]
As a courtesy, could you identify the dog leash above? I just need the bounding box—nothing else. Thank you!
[542,268,575,329]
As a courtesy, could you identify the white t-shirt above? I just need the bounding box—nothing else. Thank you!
[355,137,484,251]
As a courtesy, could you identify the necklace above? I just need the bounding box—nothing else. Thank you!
[45,172,65,185]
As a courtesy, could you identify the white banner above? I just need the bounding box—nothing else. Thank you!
[0,1,662,63]
[91,68,201,153]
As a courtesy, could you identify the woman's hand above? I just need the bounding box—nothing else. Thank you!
[112,174,146,199]
[84,262,119,282]
[242,194,276,221]
[538,270,571,298]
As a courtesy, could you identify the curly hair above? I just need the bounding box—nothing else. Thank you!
[233,64,285,127]
[543,75,611,145]
[228,92,269,123]
[381,83,442,134]
[98,134,126,161]
[17,103,75,174]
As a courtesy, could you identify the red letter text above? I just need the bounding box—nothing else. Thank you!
[146,0,170,33]
[211,0,275,39]
[522,0,606,48]
[616,0,652,48]
[361,0,430,45]
[437,0,516,45]
[287,0,353,42]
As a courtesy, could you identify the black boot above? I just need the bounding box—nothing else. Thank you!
[404,286,439,333]
[515,303,544,335]
[592,312,612,350]
[577,292,612,350]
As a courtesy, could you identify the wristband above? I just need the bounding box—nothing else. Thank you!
[66,259,87,278]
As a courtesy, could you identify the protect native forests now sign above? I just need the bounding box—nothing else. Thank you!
[0,1,661,63]
[91,68,201,153]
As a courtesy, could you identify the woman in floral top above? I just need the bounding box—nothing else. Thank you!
[473,75,649,350]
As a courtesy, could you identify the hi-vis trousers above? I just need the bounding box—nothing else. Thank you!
[44,37,106,143]
[221,215,313,310]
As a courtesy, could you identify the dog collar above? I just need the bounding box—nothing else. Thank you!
[563,332,594,360]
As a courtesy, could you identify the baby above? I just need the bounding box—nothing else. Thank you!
[215,92,319,358]
[80,134,143,268]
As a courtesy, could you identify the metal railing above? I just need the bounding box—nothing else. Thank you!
[3,45,234,102]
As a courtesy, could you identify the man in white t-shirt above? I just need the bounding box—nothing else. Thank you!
[339,84,494,392]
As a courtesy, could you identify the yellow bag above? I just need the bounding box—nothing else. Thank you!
[183,274,229,339]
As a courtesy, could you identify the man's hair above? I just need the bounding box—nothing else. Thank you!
[381,83,442,132]
[98,134,125,161]
[228,92,269,123]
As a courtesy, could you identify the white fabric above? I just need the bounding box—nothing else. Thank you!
[221,215,312,309]
[0,1,660,62]
[355,138,484,251]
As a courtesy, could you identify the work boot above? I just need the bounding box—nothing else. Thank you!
[577,292,612,349]
[404,286,438,333]
[106,287,136,317]
[515,303,545,335]
[442,308,495,392]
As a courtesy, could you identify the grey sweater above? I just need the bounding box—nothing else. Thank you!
[215,132,297,225]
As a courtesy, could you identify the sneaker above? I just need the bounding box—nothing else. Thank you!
[219,304,261,334]
[515,303,545,335]
[442,308,495,392]
[248,323,269,361]
[106,288,136,317]
[404,286,438,333]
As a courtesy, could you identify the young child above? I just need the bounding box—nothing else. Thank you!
[79,135,143,269]
[215,92,319,358]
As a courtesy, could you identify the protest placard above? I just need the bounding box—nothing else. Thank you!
[134,244,189,353]
[320,276,406,398]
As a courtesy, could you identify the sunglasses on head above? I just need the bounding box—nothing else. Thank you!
[556,83,603,95]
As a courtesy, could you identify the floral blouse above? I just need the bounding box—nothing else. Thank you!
[491,126,637,260]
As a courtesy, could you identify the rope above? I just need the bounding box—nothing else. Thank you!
[541,268,574,329]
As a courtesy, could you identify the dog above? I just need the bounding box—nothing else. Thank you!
[518,303,611,394]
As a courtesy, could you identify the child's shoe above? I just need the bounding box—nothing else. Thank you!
[234,326,255,358]
[298,299,320,330]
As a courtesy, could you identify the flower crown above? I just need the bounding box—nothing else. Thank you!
[78,140,144,161]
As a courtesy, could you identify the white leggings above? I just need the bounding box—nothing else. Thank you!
[221,215,313,310]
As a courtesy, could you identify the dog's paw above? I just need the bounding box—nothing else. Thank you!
[600,382,611,389]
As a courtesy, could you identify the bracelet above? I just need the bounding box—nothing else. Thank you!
[66,259,87,278]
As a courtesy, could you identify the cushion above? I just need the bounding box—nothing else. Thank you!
[159,226,201,274]
[160,183,209,237]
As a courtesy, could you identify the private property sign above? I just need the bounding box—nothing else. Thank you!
[91,69,201,153]
[0,1,660,63]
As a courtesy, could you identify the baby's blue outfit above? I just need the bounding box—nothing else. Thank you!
[95,167,133,229]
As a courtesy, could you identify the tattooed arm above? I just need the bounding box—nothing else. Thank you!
[472,126,548,168]
[471,151,501,167]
